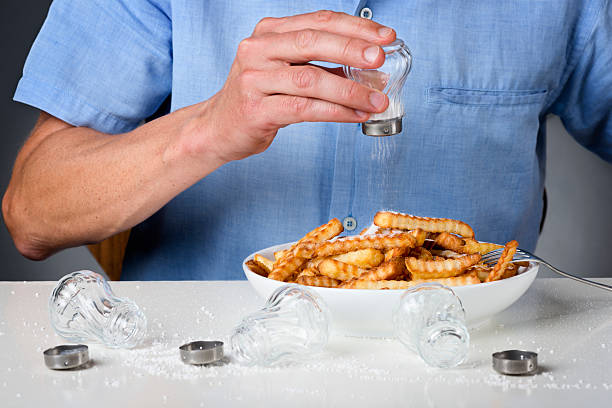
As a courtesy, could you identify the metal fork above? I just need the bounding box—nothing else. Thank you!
[481,247,612,292]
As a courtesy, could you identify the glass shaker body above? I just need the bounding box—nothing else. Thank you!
[49,270,147,348]
[230,285,330,366]
[393,283,469,368]
[344,39,412,136]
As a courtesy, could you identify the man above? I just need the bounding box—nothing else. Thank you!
[3,1,611,280]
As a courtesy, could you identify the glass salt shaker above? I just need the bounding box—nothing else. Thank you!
[393,283,469,368]
[49,270,147,348]
[344,38,412,136]
[230,284,330,366]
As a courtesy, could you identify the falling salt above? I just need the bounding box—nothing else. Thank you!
[34,292,39,298]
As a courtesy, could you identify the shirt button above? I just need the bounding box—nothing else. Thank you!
[359,7,373,19]
[342,216,357,231]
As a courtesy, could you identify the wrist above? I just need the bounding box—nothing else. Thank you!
[171,98,230,170]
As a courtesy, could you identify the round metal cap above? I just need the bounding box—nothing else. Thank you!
[179,341,224,365]
[362,118,402,136]
[492,350,538,375]
[43,344,90,370]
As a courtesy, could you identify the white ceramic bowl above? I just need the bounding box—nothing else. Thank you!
[243,242,539,337]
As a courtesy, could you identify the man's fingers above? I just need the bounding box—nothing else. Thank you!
[253,66,388,113]
[241,30,385,69]
[253,10,395,45]
[260,95,370,126]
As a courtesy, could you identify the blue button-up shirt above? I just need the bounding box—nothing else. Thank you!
[14,1,612,280]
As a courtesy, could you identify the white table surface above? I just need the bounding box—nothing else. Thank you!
[1,278,611,407]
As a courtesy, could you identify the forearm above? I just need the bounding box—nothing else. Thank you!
[2,101,226,259]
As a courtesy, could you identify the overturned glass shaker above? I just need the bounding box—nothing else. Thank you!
[230,285,330,366]
[49,270,147,348]
[344,39,412,136]
[393,283,469,368]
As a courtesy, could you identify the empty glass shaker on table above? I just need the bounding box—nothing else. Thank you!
[393,283,469,368]
[230,284,330,366]
[49,270,147,348]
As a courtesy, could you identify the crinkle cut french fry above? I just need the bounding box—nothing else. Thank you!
[374,211,475,238]
[293,218,344,258]
[434,232,503,255]
[304,257,327,270]
[467,264,493,282]
[430,249,463,258]
[355,257,405,281]
[406,253,481,279]
[268,255,307,282]
[409,228,427,247]
[410,247,434,261]
[411,271,481,287]
[296,268,317,279]
[314,232,416,258]
[275,218,342,265]
[332,248,384,268]
[296,274,341,288]
[462,238,503,255]
[274,249,291,262]
[318,259,367,281]
[485,240,518,282]
[341,280,412,289]
[384,246,410,262]
[501,263,518,279]
[434,232,466,253]
[245,260,269,277]
[342,272,480,289]
[253,254,274,274]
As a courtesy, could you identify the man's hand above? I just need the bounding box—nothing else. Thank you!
[185,10,396,163]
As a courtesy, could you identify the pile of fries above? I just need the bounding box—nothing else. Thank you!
[245,211,526,290]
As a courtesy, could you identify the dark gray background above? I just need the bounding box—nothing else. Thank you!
[1,1,611,281]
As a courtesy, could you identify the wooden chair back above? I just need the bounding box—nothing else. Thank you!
[87,229,131,281]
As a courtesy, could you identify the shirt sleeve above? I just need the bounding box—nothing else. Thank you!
[13,0,172,134]
[550,1,612,162]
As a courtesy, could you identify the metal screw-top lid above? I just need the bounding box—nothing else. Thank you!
[179,341,224,365]
[362,117,402,136]
[43,344,90,370]
[492,350,538,375]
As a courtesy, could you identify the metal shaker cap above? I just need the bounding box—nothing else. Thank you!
[179,341,224,365]
[43,344,90,370]
[492,350,538,375]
